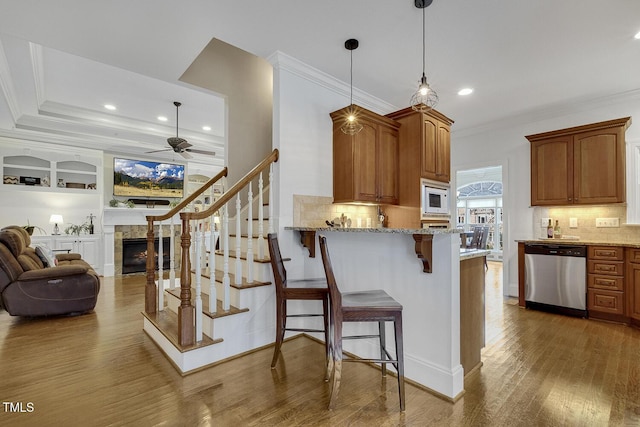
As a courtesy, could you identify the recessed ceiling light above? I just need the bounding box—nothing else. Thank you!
[202,126,211,131]
[157,116,168,122]
[458,88,474,96]
[635,31,640,39]
[104,104,116,111]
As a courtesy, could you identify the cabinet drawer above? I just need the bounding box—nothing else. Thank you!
[587,260,624,276]
[588,274,624,291]
[626,248,640,264]
[588,246,624,261]
[588,289,625,315]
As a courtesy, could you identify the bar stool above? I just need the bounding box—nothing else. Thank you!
[267,233,330,374]
[318,235,405,411]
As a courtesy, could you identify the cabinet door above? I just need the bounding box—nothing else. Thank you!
[573,127,625,204]
[628,262,640,322]
[421,117,438,181]
[377,125,399,204]
[435,122,451,182]
[530,136,573,205]
[353,123,378,203]
[78,238,100,269]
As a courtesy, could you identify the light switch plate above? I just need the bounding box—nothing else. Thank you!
[541,217,552,227]
[569,217,578,228]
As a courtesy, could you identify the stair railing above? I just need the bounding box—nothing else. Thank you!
[147,149,278,347]
[145,168,228,315]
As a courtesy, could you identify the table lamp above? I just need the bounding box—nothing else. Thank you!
[49,214,63,235]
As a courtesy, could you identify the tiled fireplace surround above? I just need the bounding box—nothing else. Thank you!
[113,225,180,275]
[103,208,181,277]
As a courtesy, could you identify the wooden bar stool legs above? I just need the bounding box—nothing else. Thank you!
[267,233,330,376]
[319,235,405,411]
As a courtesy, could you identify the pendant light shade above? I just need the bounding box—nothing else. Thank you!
[410,0,439,112]
[340,38,363,135]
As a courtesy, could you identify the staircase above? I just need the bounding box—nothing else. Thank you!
[142,150,279,374]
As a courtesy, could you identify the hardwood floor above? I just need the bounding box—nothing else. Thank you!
[1,263,639,426]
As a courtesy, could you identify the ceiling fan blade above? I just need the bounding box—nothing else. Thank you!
[176,140,192,149]
[180,151,193,159]
[146,148,172,154]
[186,148,216,156]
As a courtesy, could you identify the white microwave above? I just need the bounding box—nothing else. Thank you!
[421,179,450,217]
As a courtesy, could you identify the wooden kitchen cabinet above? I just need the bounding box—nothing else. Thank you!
[331,105,400,205]
[387,107,453,188]
[385,107,454,207]
[626,248,640,327]
[527,117,631,206]
[587,245,626,322]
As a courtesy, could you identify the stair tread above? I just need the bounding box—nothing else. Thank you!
[142,309,223,352]
[212,249,272,263]
[166,288,250,319]
[194,268,272,290]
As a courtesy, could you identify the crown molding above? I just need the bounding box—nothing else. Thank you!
[0,39,21,123]
[267,51,398,115]
[29,42,46,107]
[453,88,640,139]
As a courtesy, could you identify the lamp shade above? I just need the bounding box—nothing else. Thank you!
[49,214,63,224]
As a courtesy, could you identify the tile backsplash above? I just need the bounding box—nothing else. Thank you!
[533,205,640,243]
[293,195,379,228]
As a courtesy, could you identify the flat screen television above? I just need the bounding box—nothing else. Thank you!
[113,157,184,198]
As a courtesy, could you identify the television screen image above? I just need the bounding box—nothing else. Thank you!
[114,158,184,198]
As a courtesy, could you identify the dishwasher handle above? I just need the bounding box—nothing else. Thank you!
[524,243,586,257]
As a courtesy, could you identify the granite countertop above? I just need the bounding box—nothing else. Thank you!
[286,226,463,235]
[515,238,640,248]
[460,249,491,261]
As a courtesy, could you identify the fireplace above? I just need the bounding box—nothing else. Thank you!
[122,237,171,274]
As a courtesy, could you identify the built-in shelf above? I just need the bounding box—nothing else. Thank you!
[2,150,100,192]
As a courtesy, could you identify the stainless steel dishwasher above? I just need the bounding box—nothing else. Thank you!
[524,243,587,317]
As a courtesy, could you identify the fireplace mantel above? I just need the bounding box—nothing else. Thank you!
[103,207,172,226]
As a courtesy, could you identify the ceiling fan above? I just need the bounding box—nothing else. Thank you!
[147,101,216,159]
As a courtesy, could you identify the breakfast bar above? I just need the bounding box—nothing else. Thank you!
[285,226,488,400]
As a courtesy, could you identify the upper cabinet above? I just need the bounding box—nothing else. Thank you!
[385,107,454,207]
[331,105,400,205]
[527,117,631,206]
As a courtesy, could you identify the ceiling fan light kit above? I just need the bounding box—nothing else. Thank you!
[340,38,364,135]
[410,0,439,112]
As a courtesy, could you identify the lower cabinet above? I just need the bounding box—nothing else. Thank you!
[32,235,101,274]
[626,248,640,326]
[587,246,626,322]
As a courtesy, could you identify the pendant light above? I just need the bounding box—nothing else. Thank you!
[410,0,439,112]
[340,38,363,135]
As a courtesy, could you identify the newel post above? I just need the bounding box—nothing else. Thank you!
[179,215,195,346]
[145,220,157,314]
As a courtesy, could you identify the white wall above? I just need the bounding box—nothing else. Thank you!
[451,92,640,296]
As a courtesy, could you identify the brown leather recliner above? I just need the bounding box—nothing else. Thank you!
[0,226,100,316]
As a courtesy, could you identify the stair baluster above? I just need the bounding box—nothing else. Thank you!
[158,222,164,311]
[235,194,242,285]
[208,219,217,314]
[247,181,254,283]
[195,223,203,341]
[258,172,264,260]
[268,163,274,235]
[222,201,231,311]
[169,216,176,290]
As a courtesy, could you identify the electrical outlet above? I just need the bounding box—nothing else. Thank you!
[595,218,620,228]
[541,217,552,227]
[569,217,578,228]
